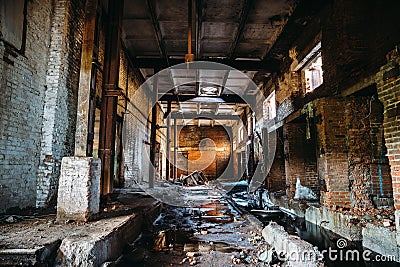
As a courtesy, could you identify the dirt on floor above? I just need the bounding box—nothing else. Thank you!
[117,199,279,267]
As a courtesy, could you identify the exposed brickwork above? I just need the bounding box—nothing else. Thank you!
[177,125,232,180]
[36,0,85,208]
[345,96,374,209]
[0,0,53,213]
[314,97,350,208]
[123,66,151,187]
[265,128,286,192]
[283,122,318,198]
[377,49,400,210]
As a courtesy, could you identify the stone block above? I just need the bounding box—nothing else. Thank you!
[57,157,101,222]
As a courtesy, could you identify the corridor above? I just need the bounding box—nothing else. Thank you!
[1,0,400,266]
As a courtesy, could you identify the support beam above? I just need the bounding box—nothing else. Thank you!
[170,112,241,120]
[98,0,124,195]
[149,77,159,188]
[165,101,171,181]
[146,0,169,66]
[133,57,280,71]
[229,0,253,59]
[173,118,178,179]
[74,0,98,156]
[158,94,246,104]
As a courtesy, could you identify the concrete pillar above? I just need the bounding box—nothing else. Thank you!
[56,0,101,221]
[57,157,101,222]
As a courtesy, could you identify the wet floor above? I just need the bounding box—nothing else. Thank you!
[116,191,272,267]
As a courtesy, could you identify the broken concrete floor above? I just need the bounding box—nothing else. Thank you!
[0,190,161,266]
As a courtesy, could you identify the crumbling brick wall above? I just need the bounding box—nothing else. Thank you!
[283,121,318,198]
[36,0,85,208]
[0,0,53,213]
[345,96,374,209]
[314,97,350,208]
[377,49,400,210]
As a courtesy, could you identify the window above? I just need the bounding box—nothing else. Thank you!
[0,0,27,52]
[238,126,244,143]
[263,90,276,120]
[304,53,323,92]
[295,42,324,93]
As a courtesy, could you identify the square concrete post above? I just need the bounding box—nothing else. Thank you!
[57,157,101,222]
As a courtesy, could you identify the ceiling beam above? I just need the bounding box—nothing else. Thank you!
[158,94,247,104]
[145,0,169,66]
[170,112,241,120]
[229,0,253,59]
[133,57,280,71]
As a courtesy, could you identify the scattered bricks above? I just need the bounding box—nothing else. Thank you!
[56,157,101,222]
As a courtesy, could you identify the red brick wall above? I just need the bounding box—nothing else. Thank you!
[265,128,286,192]
[177,126,231,180]
[345,96,374,209]
[315,97,350,208]
[377,49,400,210]
[283,121,319,198]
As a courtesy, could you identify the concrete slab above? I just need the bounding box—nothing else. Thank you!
[362,223,400,261]
[0,191,161,266]
[305,206,363,241]
[262,222,321,267]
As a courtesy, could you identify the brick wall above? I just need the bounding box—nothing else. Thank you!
[377,49,400,210]
[0,0,53,213]
[123,67,151,187]
[36,0,85,208]
[283,121,319,198]
[265,128,286,192]
[345,96,374,209]
[177,125,232,180]
[314,97,350,208]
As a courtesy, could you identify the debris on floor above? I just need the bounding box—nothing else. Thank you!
[174,170,209,186]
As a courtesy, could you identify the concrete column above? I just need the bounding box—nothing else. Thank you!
[57,157,101,222]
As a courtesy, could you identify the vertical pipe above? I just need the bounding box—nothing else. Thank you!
[174,118,178,179]
[166,102,171,181]
[149,76,158,189]
[187,0,192,55]
[98,0,124,195]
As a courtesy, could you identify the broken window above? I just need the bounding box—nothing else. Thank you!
[304,54,323,92]
[263,90,276,120]
[296,42,324,93]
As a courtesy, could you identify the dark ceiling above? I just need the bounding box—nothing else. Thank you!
[120,0,318,125]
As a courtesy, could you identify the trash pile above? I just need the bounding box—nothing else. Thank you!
[174,170,208,186]
[294,178,318,200]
